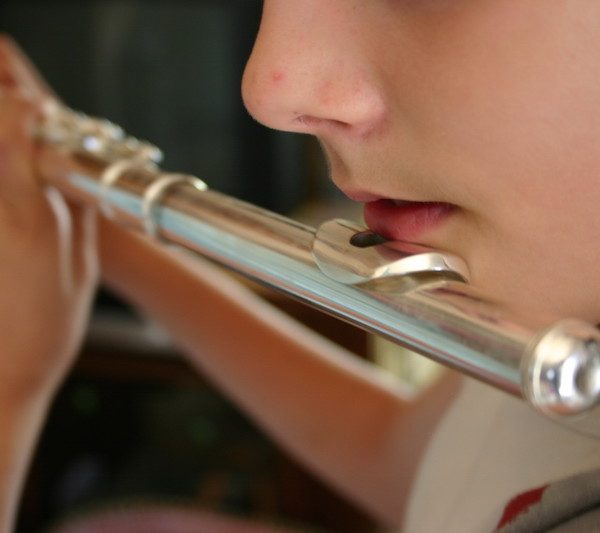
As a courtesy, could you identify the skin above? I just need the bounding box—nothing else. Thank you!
[243,0,600,322]
[4,0,600,529]
[0,38,97,531]
[0,36,453,530]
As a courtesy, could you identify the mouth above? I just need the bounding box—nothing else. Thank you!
[363,199,456,243]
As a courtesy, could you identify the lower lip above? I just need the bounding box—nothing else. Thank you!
[363,199,456,242]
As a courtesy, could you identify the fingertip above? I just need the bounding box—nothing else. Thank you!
[0,33,17,46]
[0,33,56,100]
[0,34,19,60]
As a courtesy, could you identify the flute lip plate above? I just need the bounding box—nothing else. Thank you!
[312,218,470,286]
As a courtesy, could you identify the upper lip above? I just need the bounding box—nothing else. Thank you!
[340,188,393,203]
[340,187,434,205]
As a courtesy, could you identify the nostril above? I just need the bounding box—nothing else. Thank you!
[294,114,322,126]
[294,114,352,131]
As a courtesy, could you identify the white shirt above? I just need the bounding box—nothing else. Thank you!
[404,379,600,532]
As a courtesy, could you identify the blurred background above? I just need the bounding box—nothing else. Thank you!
[1,1,439,531]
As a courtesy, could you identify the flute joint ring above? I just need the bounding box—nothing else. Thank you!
[100,159,157,219]
[142,174,208,239]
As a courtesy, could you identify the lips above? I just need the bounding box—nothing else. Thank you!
[363,199,456,243]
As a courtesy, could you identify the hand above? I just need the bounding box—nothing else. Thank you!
[0,35,98,403]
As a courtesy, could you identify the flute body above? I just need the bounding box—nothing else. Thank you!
[37,103,600,436]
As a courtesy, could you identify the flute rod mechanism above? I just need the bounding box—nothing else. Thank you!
[37,102,600,437]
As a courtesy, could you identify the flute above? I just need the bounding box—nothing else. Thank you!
[36,102,600,437]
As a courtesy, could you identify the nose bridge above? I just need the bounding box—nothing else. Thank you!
[242,2,384,133]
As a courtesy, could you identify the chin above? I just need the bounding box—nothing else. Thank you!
[504,284,600,326]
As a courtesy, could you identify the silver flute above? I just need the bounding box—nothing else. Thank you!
[37,102,600,436]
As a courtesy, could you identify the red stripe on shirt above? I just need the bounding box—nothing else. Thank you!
[496,485,548,529]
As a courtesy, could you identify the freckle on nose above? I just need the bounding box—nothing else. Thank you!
[271,71,285,84]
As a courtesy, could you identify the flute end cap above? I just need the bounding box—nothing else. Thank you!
[523,319,600,436]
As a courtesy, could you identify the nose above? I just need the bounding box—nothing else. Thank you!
[242,1,387,139]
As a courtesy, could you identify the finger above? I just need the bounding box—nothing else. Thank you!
[0,34,55,101]
[0,95,41,200]
[42,189,98,299]
[66,200,99,290]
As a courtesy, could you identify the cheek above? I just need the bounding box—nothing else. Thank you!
[416,64,600,317]
[394,1,600,197]
[460,179,600,321]
[370,2,600,318]
[457,88,600,320]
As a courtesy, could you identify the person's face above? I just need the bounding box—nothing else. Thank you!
[242,0,600,322]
